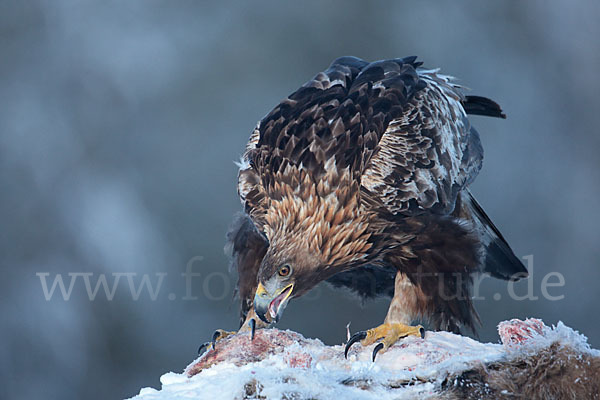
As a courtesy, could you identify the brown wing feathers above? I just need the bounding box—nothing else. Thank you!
[361,70,482,216]
[251,57,424,180]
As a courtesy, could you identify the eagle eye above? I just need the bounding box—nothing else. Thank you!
[278,264,291,277]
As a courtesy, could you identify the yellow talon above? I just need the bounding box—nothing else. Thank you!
[345,322,425,360]
[198,329,236,355]
[362,323,424,349]
[210,329,236,350]
[199,309,268,355]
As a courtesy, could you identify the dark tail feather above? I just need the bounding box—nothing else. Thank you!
[484,237,528,281]
[463,95,506,119]
[466,192,528,280]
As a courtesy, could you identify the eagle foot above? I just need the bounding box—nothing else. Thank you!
[197,329,235,355]
[344,322,425,361]
[197,318,257,355]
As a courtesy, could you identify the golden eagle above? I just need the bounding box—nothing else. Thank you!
[211,56,527,361]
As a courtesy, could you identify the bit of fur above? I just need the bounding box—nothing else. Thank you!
[442,343,600,399]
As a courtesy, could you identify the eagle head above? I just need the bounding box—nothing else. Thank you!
[253,242,323,324]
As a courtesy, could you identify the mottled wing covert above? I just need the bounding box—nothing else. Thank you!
[361,71,483,216]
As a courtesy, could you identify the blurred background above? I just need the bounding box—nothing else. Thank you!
[1,1,599,398]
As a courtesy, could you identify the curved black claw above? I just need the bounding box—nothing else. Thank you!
[198,342,211,356]
[211,330,222,350]
[372,343,384,362]
[344,331,367,359]
[249,318,256,340]
[419,326,425,339]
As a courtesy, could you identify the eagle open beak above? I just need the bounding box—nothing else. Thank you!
[253,282,294,324]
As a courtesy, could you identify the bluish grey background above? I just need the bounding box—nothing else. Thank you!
[1,1,599,399]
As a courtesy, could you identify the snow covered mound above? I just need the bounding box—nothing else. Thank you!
[129,319,599,399]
